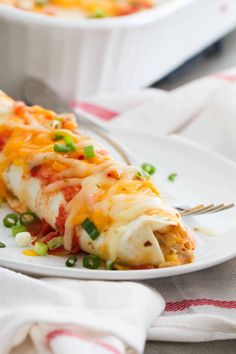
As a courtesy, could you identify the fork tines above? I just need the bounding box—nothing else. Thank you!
[181,203,236,216]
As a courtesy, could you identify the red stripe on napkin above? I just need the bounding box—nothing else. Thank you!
[210,73,236,82]
[70,101,118,121]
[47,329,121,354]
[165,299,236,312]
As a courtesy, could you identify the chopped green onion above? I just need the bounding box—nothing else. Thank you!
[54,144,71,153]
[35,0,48,6]
[54,135,77,153]
[136,168,150,180]
[84,145,95,159]
[11,225,26,237]
[50,120,61,129]
[64,135,76,152]
[141,163,156,176]
[0,241,6,248]
[48,236,63,250]
[65,256,78,267]
[168,173,177,182]
[34,242,48,256]
[55,116,64,122]
[0,198,5,207]
[15,232,31,247]
[106,260,115,270]
[83,255,100,269]
[82,218,100,240]
[20,211,37,226]
[3,213,18,228]
[90,8,106,18]
[53,133,64,141]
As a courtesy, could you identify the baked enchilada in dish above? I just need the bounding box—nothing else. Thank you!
[0,0,154,19]
[0,90,194,270]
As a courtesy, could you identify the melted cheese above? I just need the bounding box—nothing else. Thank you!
[0,91,14,115]
[22,249,38,257]
[44,178,81,193]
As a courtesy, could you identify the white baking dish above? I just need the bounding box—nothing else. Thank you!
[0,0,236,100]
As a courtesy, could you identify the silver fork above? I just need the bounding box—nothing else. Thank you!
[175,203,236,216]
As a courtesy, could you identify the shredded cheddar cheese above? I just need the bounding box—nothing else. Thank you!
[22,249,38,256]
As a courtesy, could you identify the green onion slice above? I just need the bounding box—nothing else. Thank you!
[83,254,100,269]
[106,260,115,270]
[54,144,71,153]
[20,211,37,226]
[0,197,5,207]
[34,242,48,256]
[49,119,61,129]
[53,133,64,141]
[90,8,106,18]
[35,0,48,6]
[65,256,78,267]
[84,145,95,159]
[11,225,26,237]
[48,236,63,250]
[3,213,18,228]
[0,241,6,248]
[136,168,150,180]
[168,173,177,182]
[55,116,64,122]
[81,218,100,240]
[54,135,77,153]
[64,135,76,152]
[141,163,156,176]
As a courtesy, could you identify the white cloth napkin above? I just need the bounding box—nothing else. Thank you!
[3,67,236,354]
[0,267,164,354]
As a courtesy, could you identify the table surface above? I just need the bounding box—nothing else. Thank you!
[156,29,236,91]
[145,339,236,354]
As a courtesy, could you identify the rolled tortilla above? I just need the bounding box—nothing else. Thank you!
[0,91,194,268]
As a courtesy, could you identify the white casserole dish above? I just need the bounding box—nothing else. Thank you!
[0,0,236,100]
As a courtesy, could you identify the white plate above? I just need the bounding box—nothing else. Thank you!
[0,132,236,280]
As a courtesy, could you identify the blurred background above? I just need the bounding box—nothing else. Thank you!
[155,31,236,90]
[1,0,236,100]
